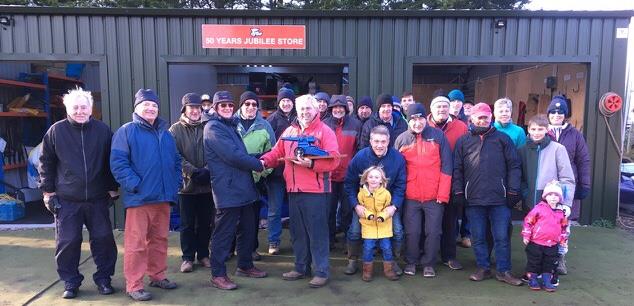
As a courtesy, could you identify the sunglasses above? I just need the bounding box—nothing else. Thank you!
[243,102,258,107]
[218,103,234,108]
[549,110,565,115]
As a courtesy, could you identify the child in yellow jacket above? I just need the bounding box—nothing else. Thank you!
[357,166,399,282]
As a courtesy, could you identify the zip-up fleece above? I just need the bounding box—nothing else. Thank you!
[395,126,453,203]
[522,201,569,247]
[39,117,118,202]
[235,110,276,183]
[323,115,362,182]
[452,127,521,206]
[519,137,576,208]
[357,186,393,239]
[261,116,340,193]
[169,114,211,194]
[110,114,182,208]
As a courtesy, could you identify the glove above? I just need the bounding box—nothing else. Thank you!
[506,192,522,208]
[452,193,466,207]
[575,187,590,200]
[192,168,210,185]
[44,195,61,215]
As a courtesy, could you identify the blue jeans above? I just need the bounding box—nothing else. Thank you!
[348,209,404,244]
[363,238,393,262]
[266,176,287,245]
[466,205,512,272]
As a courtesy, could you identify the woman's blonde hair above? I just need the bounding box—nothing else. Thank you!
[359,166,388,188]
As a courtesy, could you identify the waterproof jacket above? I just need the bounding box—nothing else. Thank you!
[261,116,340,193]
[522,201,569,247]
[452,127,521,206]
[39,117,118,202]
[204,113,264,209]
[426,114,468,151]
[344,147,406,209]
[323,115,362,182]
[110,114,182,208]
[169,114,211,195]
[357,112,408,151]
[519,137,576,208]
[549,123,591,198]
[494,121,527,148]
[395,126,453,203]
[266,108,297,177]
[357,186,393,239]
[235,110,276,183]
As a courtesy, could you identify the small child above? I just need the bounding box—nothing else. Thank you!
[357,166,399,282]
[521,181,569,292]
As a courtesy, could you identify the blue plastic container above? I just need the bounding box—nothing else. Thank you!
[0,197,25,221]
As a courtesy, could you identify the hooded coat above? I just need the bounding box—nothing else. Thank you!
[357,186,393,239]
[548,123,591,199]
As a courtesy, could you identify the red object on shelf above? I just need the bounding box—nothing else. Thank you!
[2,162,27,171]
[0,78,46,90]
[0,111,47,118]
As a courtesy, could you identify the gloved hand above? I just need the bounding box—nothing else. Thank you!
[506,192,522,208]
[44,195,61,215]
[192,168,210,185]
[575,187,590,200]
[453,193,466,207]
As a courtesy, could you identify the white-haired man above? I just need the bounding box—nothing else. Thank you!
[39,88,119,299]
[261,95,340,288]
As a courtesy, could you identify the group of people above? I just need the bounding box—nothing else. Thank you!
[39,84,590,301]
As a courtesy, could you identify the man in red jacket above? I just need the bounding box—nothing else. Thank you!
[427,96,469,271]
[261,95,340,288]
[323,95,362,248]
[395,103,453,278]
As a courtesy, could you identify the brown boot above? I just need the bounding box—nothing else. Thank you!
[383,261,399,281]
[362,262,373,282]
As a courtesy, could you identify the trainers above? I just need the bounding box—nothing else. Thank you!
[495,271,523,286]
[551,274,560,287]
[392,262,403,276]
[180,260,194,273]
[443,260,463,270]
[282,270,306,281]
[128,289,152,301]
[542,273,557,292]
[404,264,416,276]
[149,278,177,290]
[469,268,493,281]
[210,276,237,290]
[62,288,78,299]
[97,283,115,295]
[268,243,280,255]
[198,257,211,268]
[527,273,541,290]
[423,266,436,278]
[252,251,262,261]
[235,266,267,278]
[309,276,328,288]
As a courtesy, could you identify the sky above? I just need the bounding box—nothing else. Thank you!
[526,0,634,11]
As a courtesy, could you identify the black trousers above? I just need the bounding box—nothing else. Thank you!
[328,182,351,243]
[210,204,256,277]
[525,242,559,274]
[55,198,117,289]
[179,193,215,261]
[440,199,459,262]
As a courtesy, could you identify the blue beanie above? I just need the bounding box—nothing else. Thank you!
[447,89,465,102]
[315,92,330,103]
[392,95,401,107]
[277,88,295,103]
[134,89,159,108]
[548,95,569,116]
[358,96,373,110]
[407,103,427,118]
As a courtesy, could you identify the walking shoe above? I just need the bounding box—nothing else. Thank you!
[443,259,464,270]
[235,266,267,278]
[128,289,152,301]
[282,270,306,281]
[362,262,373,282]
[541,273,557,292]
[309,276,328,288]
[404,264,416,276]
[62,288,78,299]
[556,255,568,275]
[198,257,211,268]
[252,251,262,261]
[97,283,115,295]
[344,259,358,275]
[423,266,436,278]
[551,274,560,287]
[469,268,493,281]
[268,243,280,255]
[392,262,403,276]
[521,274,530,283]
[180,260,194,273]
[210,276,237,290]
[527,273,541,290]
[149,278,177,289]
[459,237,472,248]
[495,271,523,286]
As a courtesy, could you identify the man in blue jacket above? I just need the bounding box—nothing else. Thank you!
[204,91,268,291]
[111,89,182,301]
[344,125,406,276]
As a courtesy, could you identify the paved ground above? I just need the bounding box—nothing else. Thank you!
[0,226,633,306]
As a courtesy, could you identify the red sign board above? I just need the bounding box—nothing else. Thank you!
[202,25,306,49]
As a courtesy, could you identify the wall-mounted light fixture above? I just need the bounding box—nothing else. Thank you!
[0,16,14,27]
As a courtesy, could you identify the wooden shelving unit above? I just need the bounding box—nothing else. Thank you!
[0,78,46,90]
[0,111,47,118]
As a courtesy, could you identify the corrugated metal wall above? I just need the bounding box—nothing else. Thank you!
[0,8,630,227]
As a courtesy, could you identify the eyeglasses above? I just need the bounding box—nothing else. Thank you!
[243,102,258,107]
[218,103,234,108]
[549,110,565,115]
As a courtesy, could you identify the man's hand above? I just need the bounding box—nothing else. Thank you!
[108,191,119,208]
[383,205,397,218]
[43,192,56,202]
[43,194,61,215]
[354,205,366,218]
[291,156,313,168]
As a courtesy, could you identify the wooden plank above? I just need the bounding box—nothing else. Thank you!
[0,79,46,90]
